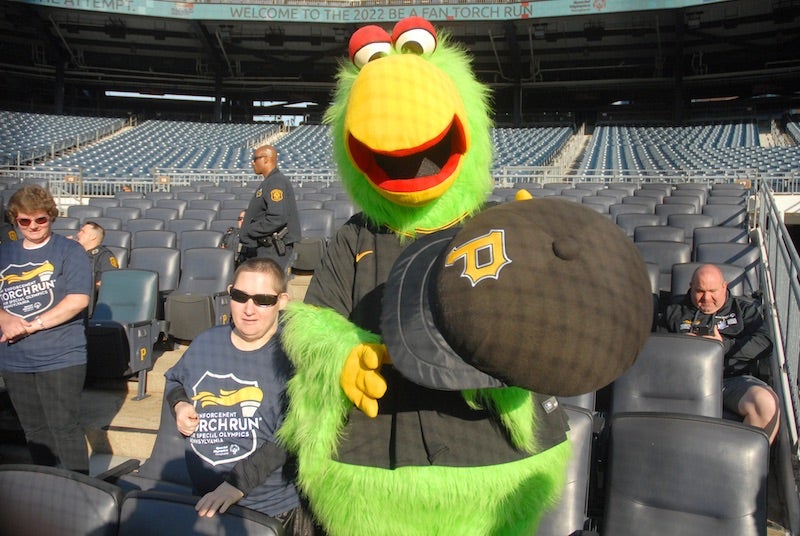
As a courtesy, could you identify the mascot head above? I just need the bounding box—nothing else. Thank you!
[325,17,493,236]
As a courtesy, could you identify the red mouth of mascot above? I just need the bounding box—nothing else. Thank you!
[348,116,466,194]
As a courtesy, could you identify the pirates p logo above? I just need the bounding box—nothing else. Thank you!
[444,229,511,287]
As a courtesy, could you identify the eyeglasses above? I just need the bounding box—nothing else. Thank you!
[237,216,245,221]
[16,216,49,227]
[229,287,280,307]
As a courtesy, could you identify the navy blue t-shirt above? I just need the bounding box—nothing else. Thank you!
[0,233,92,372]
[164,324,300,517]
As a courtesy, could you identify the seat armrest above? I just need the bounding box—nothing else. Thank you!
[95,458,141,482]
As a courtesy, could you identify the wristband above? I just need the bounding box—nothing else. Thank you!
[35,316,46,329]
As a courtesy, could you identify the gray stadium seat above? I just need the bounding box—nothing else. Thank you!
[694,242,761,297]
[0,464,123,536]
[602,412,768,536]
[634,225,685,244]
[125,218,165,233]
[701,204,748,227]
[634,241,691,293]
[133,230,177,249]
[165,248,234,341]
[611,334,723,417]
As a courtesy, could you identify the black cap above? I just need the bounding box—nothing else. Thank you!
[382,198,652,396]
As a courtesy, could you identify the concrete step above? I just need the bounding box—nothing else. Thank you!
[82,344,187,461]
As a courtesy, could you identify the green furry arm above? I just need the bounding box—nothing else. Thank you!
[278,301,381,461]
[462,387,537,453]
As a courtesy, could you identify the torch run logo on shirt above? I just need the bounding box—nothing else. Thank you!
[190,371,265,466]
[0,261,56,319]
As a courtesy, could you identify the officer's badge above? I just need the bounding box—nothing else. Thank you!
[110,257,119,269]
[270,189,284,202]
[256,188,263,198]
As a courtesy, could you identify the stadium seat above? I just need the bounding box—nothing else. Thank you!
[634,241,691,293]
[666,213,715,248]
[633,225,684,243]
[67,205,103,224]
[608,203,650,222]
[692,226,750,249]
[179,229,223,260]
[615,213,661,238]
[103,229,132,251]
[611,334,723,417]
[106,207,142,228]
[187,199,221,212]
[155,199,188,218]
[121,198,154,212]
[654,203,697,222]
[165,248,234,341]
[51,216,80,231]
[621,195,658,211]
[661,194,702,212]
[128,247,181,322]
[118,490,284,535]
[299,208,335,242]
[701,204,748,227]
[133,230,177,249]
[144,191,175,202]
[705,195,747,206]
[90,216,122,231]
[0,464,123,536]
[296,199,324,210]
[167,218,207,234]
[536,405,595,536]
[602,412,768,536]
[181,209,216,228]
[144,207,179,223]
[86,269,160,399]
[87,197,120,212]
[322,199,357,229]
[125,218,165,233]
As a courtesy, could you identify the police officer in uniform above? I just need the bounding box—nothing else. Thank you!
[75,221,118,315]
[240,145,301,273]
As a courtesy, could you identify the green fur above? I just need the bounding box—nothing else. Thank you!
[462,387,537,453]
[324,34,494,237]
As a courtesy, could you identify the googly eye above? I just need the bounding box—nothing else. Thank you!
[349,25,392,69]
[392,17,437,56]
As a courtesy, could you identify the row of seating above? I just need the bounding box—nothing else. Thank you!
[0,464,283,535]
[539,333,769,535]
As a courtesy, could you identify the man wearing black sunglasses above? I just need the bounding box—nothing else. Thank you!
[164,258,315,534]
[239,145,301,273]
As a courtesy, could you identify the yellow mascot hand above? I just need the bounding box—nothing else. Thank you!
[341,343,390,418]
[515,189,533,201]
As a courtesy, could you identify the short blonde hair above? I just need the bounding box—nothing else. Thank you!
[6,185,58,222]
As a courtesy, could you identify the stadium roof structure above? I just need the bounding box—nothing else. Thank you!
[0,0,799,122]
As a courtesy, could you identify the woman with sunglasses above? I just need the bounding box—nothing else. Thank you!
[0,185,93,473]
[164,257,315,534]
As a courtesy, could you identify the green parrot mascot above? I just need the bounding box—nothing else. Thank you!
[279,16,652,535]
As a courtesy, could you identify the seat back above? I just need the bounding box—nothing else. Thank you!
[176,248,234,294]
[167,218,207,233]
[0,464,123,536]
[51,216,80,230]
[667,213,715,246]
[181,209,216,227]
[692,226,749,250]
[654,203,697,221]
[701,204,748,227]
[537,405,594,536]
[633,225,684,243]
[106,206,142,226]
[603,412,768,536]
[611,334,723,417]
[67,204,104,223]
[121,198,154,212]
[155,199,188,218]
[299,208,335,242]
[179,230,223,255]
[144,207,179,223]
[125,218,165,233]
[661,195,702,212]
[119,490,284,535]
[634,241,691,293]
[670,262,746,302]
[133,230,177,249]
[615,213,661,238]
[91,217,123,231]
[93,269,159,323]
[322,199,357,228]
[129,247,181,293]
[103,229,132,250]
